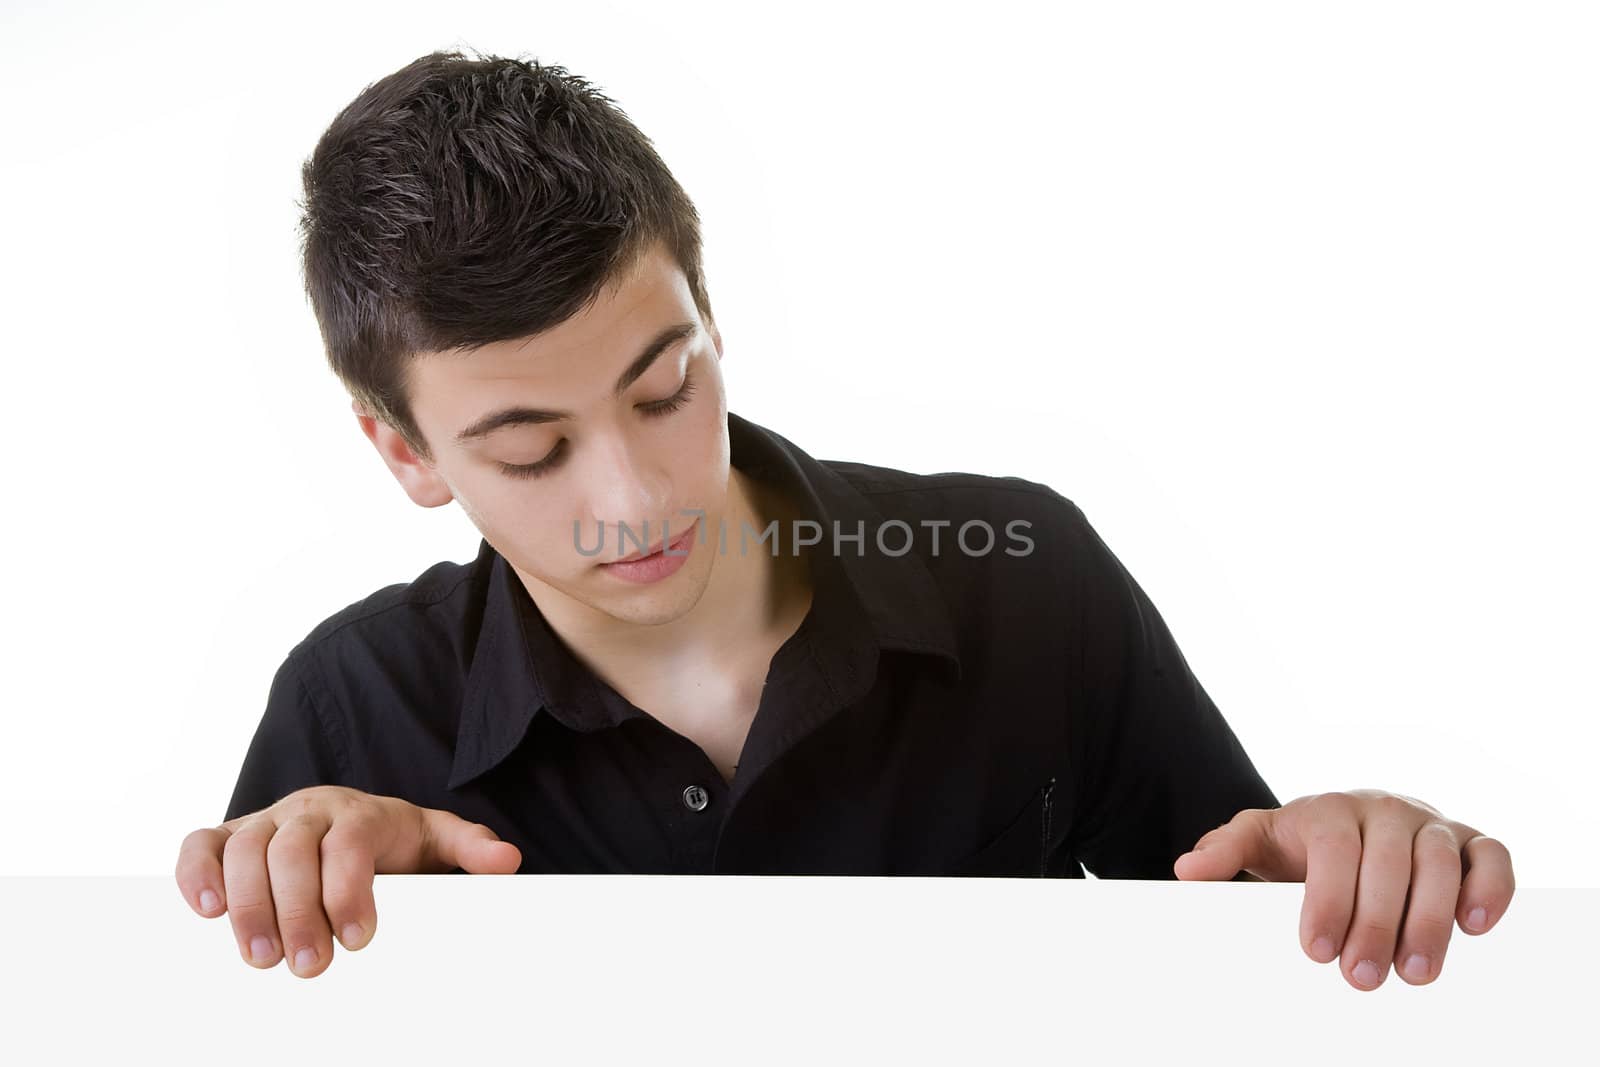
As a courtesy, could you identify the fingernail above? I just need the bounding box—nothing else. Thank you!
[341,923,363,948]
[294,947,317,973]
[1352,959,1382,988]
[1311,936,1336,962]
[1403,953,1430,980]
[1467,906,1488,931]
[199,889,219,913]
[249,935,274,963]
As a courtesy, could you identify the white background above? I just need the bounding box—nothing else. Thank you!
[1,0,1594,891]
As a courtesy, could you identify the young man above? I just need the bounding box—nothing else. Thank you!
[173,50,1513,988]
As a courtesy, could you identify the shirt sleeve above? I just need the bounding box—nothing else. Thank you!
[223,652,351,823]
[1064,502,1280,879]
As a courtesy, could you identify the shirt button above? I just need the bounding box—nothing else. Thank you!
[681,784,710,811]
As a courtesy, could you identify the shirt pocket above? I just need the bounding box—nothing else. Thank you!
[947,776,1057,878]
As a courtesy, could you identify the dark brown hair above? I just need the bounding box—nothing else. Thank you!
[297,48,715,462]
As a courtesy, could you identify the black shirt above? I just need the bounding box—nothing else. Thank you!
[224,411,1278,877]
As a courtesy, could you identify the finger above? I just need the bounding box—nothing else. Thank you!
[1392,822,1462,985]
[319,809,382,952]
[221,817,284,969]
[175,826,232,918]
[1457,834,1515,935]
[418,808,523,874]
[266,812,337,978]
[1172,824,1245,880]
[1172,810,1272,881]
[1296,797,1362,965]
[1339,802,1418,990]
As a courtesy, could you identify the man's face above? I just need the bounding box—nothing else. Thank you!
[382,241,732,627]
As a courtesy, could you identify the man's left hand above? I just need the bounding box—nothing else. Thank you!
[1173,789,1514,990]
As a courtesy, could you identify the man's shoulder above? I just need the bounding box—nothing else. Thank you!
[285,552,485,666]
[817,455,1124,612]
[821,456,1087,531]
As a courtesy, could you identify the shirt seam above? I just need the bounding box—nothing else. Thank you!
[1067,522,1087,863]
[288,650,357,788]
[846,480,1063,501]
[298,568,477,653]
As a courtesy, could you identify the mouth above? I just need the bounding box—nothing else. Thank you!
[600,517,700,566]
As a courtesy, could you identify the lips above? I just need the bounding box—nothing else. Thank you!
[602,518,698,565]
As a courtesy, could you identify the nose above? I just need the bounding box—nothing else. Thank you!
[582,428,673,548]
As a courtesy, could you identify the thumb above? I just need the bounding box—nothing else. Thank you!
[420,809,523,874]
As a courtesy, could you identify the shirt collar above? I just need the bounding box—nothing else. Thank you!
[448,410,962,791]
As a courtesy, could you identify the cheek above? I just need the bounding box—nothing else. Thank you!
[681,404,729,499]
[455,471,571,557]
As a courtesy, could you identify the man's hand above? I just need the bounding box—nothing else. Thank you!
[174,786,522,977]
[1172,789,1514,990]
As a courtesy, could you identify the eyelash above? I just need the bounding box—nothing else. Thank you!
[496,372,698,481]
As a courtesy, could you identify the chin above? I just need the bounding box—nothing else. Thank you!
[593,555,716,624]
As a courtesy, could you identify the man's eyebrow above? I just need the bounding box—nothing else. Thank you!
[454,320,699,444]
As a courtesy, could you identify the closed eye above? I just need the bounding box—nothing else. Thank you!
[637,369,697,418]
[495,370,698,481]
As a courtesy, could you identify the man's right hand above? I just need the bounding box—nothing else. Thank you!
[173,786,522,977]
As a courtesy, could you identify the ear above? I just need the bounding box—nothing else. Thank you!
[709,320,724,362]
[352,399,454,508]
